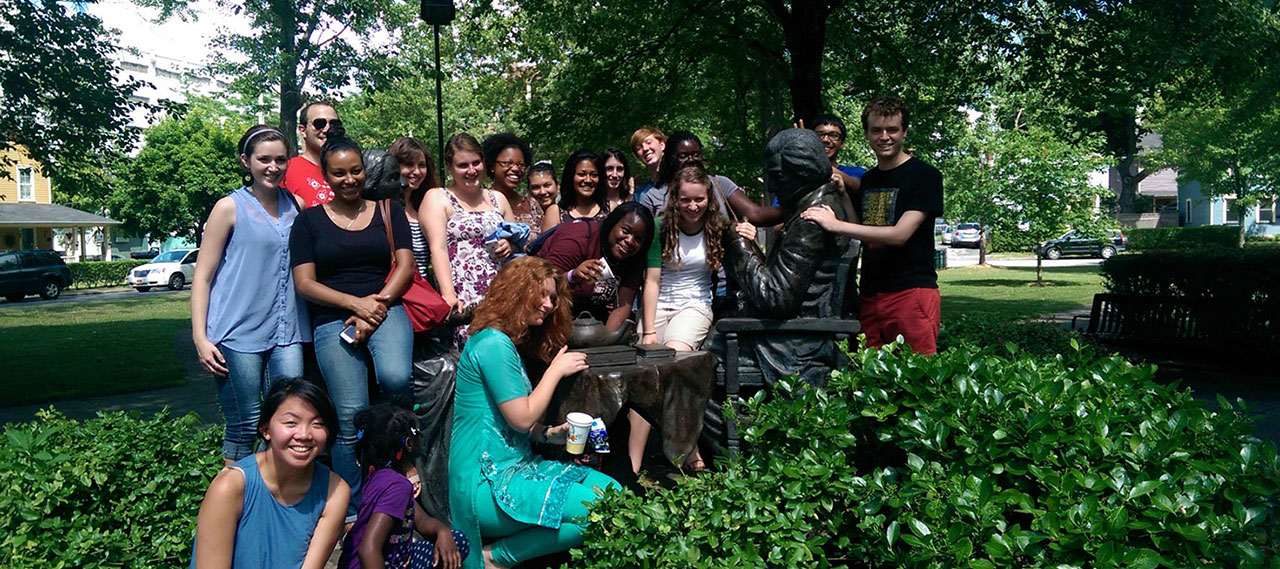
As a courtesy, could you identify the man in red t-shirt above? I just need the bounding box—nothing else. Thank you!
[282,101,340,207]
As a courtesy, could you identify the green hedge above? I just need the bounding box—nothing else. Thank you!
[1101,249,1280,301]
[0,410,222,568]
[576,343,1280,567]
[1127,226,1239,252]
[68,259,147,289]
[939,314,1097,358]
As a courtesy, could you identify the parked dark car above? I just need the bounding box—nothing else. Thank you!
[130,246,161,260]
[0,250,73,302]
[1037,229,1128,260]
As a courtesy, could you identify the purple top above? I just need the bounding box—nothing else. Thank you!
[339,468,415,569]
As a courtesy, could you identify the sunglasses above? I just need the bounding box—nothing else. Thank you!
[310,118,342,131]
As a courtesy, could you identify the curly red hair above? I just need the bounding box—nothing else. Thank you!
[469,256,573,363]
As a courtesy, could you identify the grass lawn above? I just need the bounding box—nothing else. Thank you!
[937,265,1104,321]
[0,292,191,406]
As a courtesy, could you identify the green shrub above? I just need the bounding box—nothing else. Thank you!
[0,410,222,568]
[939,314,1097,358]
[1127,226,1238,252]
[991,228,1037,253]
[68,259,148,289]
[1101,249,1280,302]
[576,344,1280,568]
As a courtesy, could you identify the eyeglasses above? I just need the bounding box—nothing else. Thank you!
[310,118,342,131]
[814,130,844,141]
[676,151,703,161]
[495,160,528,170]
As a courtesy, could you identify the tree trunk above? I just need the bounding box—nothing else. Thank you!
[273,0,301,151]
[780,0,830,125]
[978,228,987,266]
[1239,212,1247,249]
[1112,115,1150,214]
[1036,247,1044,284]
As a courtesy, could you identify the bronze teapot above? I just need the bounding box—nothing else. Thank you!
[568,312,636,348]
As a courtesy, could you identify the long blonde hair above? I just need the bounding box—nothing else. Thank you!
[659,166,724,273]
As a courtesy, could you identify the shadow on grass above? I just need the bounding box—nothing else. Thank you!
[0,294,185,317]
[949,279,1090,288]
[0,318,187,406]
[942,294,1089,321]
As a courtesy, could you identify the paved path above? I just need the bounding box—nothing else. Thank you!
[944,248,1103,269]
[0,322,222,426]
[0,285,183,309]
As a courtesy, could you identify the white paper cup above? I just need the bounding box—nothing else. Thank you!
[565,412,594,455]
[597,258,615,281]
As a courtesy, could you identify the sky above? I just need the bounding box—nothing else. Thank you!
[86,0,235,66]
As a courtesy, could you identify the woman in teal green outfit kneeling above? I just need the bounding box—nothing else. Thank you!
[449,256,620,569]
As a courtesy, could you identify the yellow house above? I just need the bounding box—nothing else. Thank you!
[0,146,121,259]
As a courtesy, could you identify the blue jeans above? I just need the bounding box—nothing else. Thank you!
[215,343,304,460]
[313,305,414,516]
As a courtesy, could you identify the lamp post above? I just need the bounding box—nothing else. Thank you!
[420,0,456,184]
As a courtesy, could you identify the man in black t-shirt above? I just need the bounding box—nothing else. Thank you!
[801,97,943,353]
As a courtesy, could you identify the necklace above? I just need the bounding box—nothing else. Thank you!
[329,201,366,230]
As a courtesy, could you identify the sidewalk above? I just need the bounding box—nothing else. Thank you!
[0,323,222,426]
[63,285,134,297]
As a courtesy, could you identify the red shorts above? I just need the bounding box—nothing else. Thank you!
[859,287,941,354]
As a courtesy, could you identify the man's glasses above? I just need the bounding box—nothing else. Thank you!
[311,118,342,131]
[815,130,844,142]
[495,160,528,170]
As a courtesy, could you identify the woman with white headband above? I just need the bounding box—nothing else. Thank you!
[191,124,312,466]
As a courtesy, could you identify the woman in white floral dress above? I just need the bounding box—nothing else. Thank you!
[422,133,515,346]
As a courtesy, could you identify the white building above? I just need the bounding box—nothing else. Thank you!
[111,49,231,133]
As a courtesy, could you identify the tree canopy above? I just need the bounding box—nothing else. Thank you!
[0,0,141,208]
[109,100,247,244]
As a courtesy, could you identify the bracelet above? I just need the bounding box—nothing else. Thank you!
[642,331,656,336]
[530,423,549,443]
[566,269,575,284]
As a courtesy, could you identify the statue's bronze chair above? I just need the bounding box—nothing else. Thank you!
[711,243,861,457]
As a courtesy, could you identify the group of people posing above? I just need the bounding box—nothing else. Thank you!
[188,96,944,569]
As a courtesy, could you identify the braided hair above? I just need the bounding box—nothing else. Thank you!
[351,400,421,476]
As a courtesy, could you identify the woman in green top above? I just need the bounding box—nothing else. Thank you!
[449,256,620,569]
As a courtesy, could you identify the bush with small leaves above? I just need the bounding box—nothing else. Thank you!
[0,409,222,568]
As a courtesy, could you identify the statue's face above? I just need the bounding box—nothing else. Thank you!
[764,129,832,209]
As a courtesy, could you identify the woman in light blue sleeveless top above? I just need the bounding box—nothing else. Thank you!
[192,125,311,464]
[191,379,349,569]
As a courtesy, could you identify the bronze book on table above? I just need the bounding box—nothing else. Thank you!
[571,345,638,367]
[634,343,676,360]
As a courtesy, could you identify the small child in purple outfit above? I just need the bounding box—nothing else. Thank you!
[340,401,468,569]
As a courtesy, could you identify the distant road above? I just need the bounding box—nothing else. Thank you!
[0,286,184,309]
[945,248,1104,269]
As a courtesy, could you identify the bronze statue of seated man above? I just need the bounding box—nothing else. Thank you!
[717,128,855,387]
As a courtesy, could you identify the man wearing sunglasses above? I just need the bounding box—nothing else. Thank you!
[282,101,342,207]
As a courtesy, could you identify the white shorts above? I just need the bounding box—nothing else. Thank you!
[653,303,713,349]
